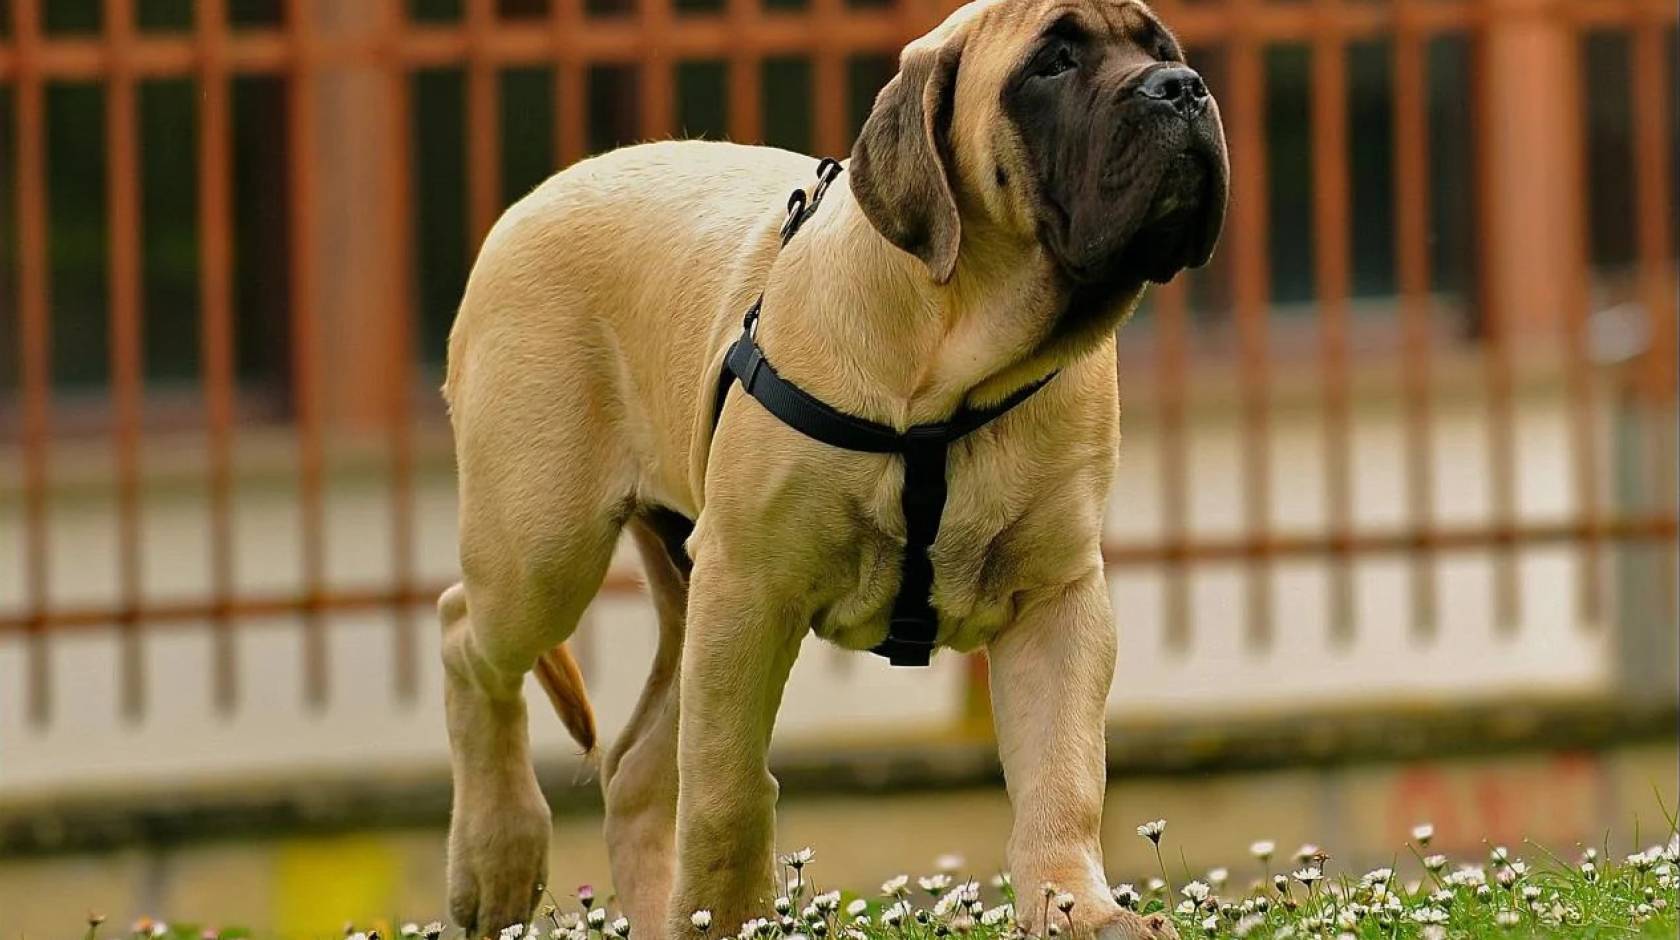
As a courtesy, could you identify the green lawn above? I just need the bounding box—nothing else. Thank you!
[90,824,1678,940]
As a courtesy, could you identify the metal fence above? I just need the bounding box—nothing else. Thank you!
[2,0,1676,729]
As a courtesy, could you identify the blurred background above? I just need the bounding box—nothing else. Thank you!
[0,0,1676,934]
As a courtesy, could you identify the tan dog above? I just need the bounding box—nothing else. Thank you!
[439,0,1227,936]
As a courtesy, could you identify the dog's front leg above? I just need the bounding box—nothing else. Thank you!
[667,561,803,939]
[990,569,1176,940]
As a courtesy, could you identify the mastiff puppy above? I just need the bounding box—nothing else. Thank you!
[439,0,1227,936]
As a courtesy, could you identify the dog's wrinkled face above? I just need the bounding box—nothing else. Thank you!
[852,0,1228,328]
[1001,2,1228,287]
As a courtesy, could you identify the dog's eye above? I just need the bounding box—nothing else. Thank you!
[1037,45,1078,78]
[1135,19,1179,61]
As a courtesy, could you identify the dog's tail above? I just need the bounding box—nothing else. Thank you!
[531,510,693,765]
[534,642,598,759]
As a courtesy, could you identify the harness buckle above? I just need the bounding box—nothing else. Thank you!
[779,189,809,243]
[739,343,767,392]
[778,160,842,245]
[813,158,842,198]
[875,626,936,667]
[742,296,763,335]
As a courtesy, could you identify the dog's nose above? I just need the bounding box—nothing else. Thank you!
[1135,65,1208,118]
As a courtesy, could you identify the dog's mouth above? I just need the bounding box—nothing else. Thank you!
[1145,151,1210,227]
[1116,150,1218,284]
[1047,146,1217,287]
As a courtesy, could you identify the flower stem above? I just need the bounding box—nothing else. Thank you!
[1154,844,1173,899]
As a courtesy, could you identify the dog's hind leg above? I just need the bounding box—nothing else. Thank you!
[441,410,631,935]
[601,508,692,934]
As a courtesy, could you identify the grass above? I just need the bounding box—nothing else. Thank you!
[86,823,1678,940]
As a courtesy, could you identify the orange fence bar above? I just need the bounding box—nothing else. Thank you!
[1630,16,1677,625]
[6,517,1674,635]
[11,0,53,725]
[285,0,329,707]
[105,0,147,719]
[1310,0,1354,643]
[386,0,421,703]
[725,0,764,145]
[1392,0,1438,638]
[1559,13,1601,629]
[1473,0,1521,633]
[639,0,676,141]
[1153,278,1192,652]
[467,0,501,250]
[1225,3,1274,649]
[8,3,1677,86]
[197,0,240,710]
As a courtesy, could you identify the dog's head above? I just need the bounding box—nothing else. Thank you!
[851,0,1228,340]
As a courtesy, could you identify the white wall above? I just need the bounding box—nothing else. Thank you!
[0,372,1624,799]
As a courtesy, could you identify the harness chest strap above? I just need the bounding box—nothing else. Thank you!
[710,159,1055,667]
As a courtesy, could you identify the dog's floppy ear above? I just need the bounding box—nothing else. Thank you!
[850,35,964,284]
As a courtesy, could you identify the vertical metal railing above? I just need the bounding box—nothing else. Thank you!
[284,0,329,708]
[1556,40,1600,632]
[1310,0,1354,643]
[1153,275,1191,651]
[104,0,147,718]
[1392,0,1438,638]
[1473,0,1521,633]
[196,0,239,710]
[555,0,589,167]
[0,0,1675,727]
[1225,0,1274,649]
[385,0,421,703]
[11,0,54,725]
[1629,12,1678,626]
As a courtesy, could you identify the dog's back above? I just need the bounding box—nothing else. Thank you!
[443,140,822,517]
[446,142,807,412]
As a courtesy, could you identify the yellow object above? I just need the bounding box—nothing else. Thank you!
[275,836,401,938]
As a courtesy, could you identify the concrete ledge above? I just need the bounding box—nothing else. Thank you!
[3,695,1673,857]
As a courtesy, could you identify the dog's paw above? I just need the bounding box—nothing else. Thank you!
[447,782,551,936]
[1096,910,1179,940]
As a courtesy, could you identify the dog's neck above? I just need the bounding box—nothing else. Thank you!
[756,186,1073,430]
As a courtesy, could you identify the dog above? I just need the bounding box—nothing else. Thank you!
[438,0,1227,936]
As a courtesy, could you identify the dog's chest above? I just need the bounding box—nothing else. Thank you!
[805,461,1084,653]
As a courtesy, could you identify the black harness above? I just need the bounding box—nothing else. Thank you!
[711,159,1055,667]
